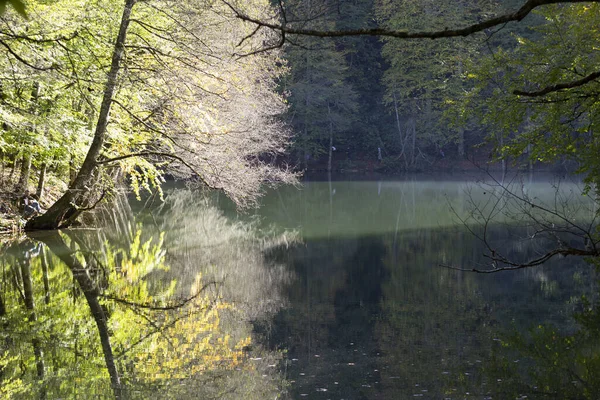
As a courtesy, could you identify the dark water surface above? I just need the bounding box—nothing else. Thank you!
[1,176,596,399]
[234,177,595,399]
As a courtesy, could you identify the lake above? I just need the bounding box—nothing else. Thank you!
[1,175,597,399]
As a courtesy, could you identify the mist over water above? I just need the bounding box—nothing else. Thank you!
[234,176,594,399]
[1,175,595,398]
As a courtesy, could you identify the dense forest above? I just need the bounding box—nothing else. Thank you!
[2,1,600,398]
[0,0,599,228]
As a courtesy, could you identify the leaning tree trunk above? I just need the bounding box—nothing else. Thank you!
[20,253,47,400]
[26,0,136,231]
[32,232,122,398]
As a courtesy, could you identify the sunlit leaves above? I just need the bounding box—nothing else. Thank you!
[460,4,600,192]
[0,0,110,190]
[1,0,293,212]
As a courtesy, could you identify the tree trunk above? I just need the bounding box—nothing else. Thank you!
[327,104,333,173]
[41,246,51,305]
[17,154,32,193]
[328,170,333,238]
[69,156,77,185]
[31,231,122,398]
[20,252,47,400]
[393,92,408,170]
[527,143,533,175]
[500,134,506,183]
[36,162,47,200]
[457,128,465,158]
[456,60,465,158]
[328,132,333,173]
[410,117,416,167]
[303,126,309,171]
[0,150,4,186]
[303,42,311,172]
[26,0,137,231]
[0,293,4,317]
[9,157,17,184]
[17,83,41,193]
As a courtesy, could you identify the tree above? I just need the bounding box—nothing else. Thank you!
[376,0,496,167]
[460,3,600,188]
[0,0,294,230]
[280,0,358,171]
[226,0,600,265]
[334,0,394,166]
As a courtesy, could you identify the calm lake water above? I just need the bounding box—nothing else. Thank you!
[1,175,596,399]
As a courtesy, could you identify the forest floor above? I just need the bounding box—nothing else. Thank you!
[0,190,26,235]
[0,174,64,236]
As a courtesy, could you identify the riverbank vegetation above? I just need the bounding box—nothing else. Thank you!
[1,0,599,230]
[2,1,600,398]
[0,0,295,230]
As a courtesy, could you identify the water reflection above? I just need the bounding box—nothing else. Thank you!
[0,192,291,399]
[1,177,596,399]
[478,303,600,399]
[242,178,595,399]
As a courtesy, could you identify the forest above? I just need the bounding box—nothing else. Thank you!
[0,0,598,231]
[1,1,600,399]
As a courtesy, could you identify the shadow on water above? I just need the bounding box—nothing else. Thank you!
[243,177,596,399]
[1,177,598,399]
[257,227,594,399]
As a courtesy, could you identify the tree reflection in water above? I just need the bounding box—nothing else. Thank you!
[471,265,600,400]
[0,191,293,399]
[247,180,596,399]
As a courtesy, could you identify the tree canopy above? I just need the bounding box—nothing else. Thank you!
[0,0,295,230]
[1,0,599,242]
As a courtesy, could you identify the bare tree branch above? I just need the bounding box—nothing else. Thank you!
[442,171,599,273]
[0,30,78,43]
[222,0,600,40]
[441,245,597,273]
[0,38,54,70]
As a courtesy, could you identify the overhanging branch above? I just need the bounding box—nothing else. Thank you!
[514,70,600,97]
[223,0,600,40]
[96,151,220,190]
[440,246,598,273]
[0,38,54,70]
[441,170,599,273]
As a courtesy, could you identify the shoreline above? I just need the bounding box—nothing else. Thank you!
[0,160,574,237]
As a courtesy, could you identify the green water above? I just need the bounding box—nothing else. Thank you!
[0,176,596,399]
